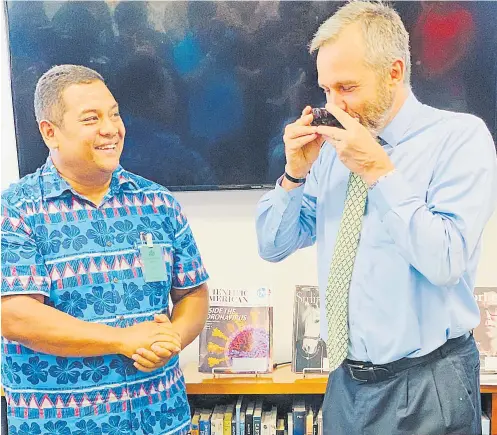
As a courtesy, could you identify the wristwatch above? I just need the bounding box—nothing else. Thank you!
[284,171,307,184]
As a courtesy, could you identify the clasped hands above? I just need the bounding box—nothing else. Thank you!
[119,314,182,373]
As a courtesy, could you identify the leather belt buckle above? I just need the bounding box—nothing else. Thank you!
[368,366,393,382]
[346,363,368,383]
[347,363,394,383]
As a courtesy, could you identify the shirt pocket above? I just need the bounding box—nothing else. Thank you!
[114,243,173,316]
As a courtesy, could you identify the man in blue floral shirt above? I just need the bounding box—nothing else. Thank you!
[1,65,209,434]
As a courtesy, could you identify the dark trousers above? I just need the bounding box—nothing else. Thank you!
[323,334,482,435]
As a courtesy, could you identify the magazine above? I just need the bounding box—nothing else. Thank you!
[474,287,497,373]
[199,286,273,373]
[292,285,328,373]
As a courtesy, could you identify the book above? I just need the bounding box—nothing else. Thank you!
[305,407,313,435]
[482,411,490,435]
[316,406,323,435]
[200,409,213,435]
[235,396,244,435]
[292,400,306,435]
[262,411,271,435]
[225,403,235,435]
[292,285,328,373]
[473,287,497,372]
[245,401,255,435]
[240,403,246,435]
[192,410,201,435]
[253,400,263,435]
[199,286,273,373]
[212,404,226,435]
[269,406,277,435]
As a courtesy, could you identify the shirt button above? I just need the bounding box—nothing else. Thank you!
[106,241,112,247]
[112,277,119,284]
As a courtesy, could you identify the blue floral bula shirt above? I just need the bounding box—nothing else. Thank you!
[1,158,209,435]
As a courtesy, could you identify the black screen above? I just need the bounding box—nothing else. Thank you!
[5,1,497,190]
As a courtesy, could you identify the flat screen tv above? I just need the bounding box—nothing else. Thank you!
[5,1,497,190]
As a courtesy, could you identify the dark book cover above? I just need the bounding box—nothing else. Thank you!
[245,402,255,435]
[292,285,328,373]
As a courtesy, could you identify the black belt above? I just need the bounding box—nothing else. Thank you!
[344,332,471,384]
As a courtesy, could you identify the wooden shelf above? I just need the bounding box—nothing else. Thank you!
[481,385,497,394]
[1,367,496,397]
[183,364,497,434]
[183,363,328,395]
[184,362,497,396]
[3,369,497,434]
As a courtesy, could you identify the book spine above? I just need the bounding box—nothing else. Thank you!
[200,419,211,435]
[254,415,261,435]
[292,411,305,435]
[246,412,253,435]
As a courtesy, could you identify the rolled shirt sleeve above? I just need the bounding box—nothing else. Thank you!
[168,198,209,303]
[1,194,51,297]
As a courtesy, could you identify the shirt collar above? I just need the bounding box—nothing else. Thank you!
[379,91,423,148]
[109,166,140,195]
[41,156,139,200]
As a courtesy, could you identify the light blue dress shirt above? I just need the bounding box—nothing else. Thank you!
[256,92,497,364]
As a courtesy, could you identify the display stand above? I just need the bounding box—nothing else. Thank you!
[211,367,267,378]
[302,367,330,378]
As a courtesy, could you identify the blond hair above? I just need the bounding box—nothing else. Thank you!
[310,1,410,84]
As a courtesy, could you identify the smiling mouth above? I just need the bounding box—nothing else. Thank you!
[95,142,118,151]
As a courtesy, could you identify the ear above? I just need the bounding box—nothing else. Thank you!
[390,59,405,85]
[38,120,59,151]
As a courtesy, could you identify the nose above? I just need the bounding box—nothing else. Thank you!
[100,115,119,137]
[325,90,346,112]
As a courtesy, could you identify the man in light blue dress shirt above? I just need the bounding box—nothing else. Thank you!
[256,2,497,434]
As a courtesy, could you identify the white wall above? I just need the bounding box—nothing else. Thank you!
[1,12,496,369]
[0,3,19,190]
[173,190,318,367]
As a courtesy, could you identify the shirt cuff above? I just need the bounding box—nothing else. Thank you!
[273,175,306,216]
[368,169,414,219]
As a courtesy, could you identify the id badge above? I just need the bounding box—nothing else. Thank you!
[139,233,167,282]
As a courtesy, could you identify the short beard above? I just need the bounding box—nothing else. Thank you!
[354,78,395,137]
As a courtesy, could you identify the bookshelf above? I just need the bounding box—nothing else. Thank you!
[2,366,497,433]
[183,363,328,395]
[183,362,497,435]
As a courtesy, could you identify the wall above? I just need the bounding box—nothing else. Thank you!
[1,10,496,370]
[0,4,19,190]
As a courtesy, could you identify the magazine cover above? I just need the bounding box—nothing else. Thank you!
[292,285,328,373]
[474,287,497,373]
[199,286,273,374]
